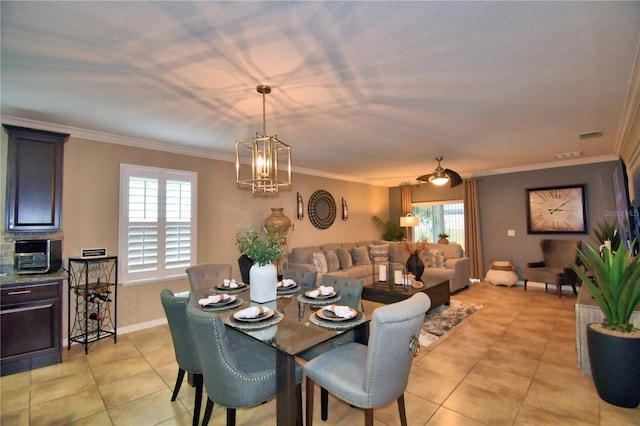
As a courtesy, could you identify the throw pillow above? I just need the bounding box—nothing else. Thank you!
[427,248,446,268]
[368,244,390,262]
[336,248,353,269]
[312,252,328,274]
[323,249,341,272]
[350,246,372,265]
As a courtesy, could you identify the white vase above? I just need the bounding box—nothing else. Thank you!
[249,263,277,303]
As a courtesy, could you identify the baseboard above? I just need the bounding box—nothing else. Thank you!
[63,317,168,348]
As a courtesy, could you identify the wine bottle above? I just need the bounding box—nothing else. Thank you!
[93,293,112,302]
[89,312,104,321]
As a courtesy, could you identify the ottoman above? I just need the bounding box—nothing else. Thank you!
[486,260,518,287]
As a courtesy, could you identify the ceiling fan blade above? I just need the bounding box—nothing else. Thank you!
[416,173,433,182]
[445,169,463,187]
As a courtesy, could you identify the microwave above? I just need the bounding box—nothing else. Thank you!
[14,239,62,274]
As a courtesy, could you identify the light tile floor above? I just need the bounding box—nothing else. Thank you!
[2,281,639,425]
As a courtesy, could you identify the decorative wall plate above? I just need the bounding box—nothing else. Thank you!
[308,189,336,229]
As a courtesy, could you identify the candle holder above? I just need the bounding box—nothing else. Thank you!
[296,192,304,220]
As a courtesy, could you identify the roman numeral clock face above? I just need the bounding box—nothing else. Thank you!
[527,186,586,233]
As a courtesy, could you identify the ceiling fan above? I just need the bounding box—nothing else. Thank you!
[416,156,463,187]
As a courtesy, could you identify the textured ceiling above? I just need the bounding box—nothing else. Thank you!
[2,1,639,186]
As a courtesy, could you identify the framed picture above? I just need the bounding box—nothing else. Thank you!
[526,184,587,234]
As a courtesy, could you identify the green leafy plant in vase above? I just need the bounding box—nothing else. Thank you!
[593,220,621,252]
[372,216,404,241]
[236,228,286,303]
[569,240,640,408]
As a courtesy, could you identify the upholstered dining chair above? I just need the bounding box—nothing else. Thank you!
[523,239,580,298]
[319,275,364,311]
[298,276,364,361]
[303,292,431,426]
[185,263,232,293]
[282,268,317,291]
[160,289,203,426]
[185,300,303,426]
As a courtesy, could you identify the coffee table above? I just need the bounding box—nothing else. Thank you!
[362,278,450,311]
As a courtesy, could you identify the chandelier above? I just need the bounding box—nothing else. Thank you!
[235,85,292,193]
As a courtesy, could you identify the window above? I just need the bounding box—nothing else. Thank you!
[412,201,465,251]
[119,164,197,285]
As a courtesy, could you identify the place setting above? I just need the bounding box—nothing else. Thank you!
[297,285,341,307]
[198,293,243,311]
[211,278,247,295]
[309,304,366,330]
[276,278,299,295]
[226,305,284,330]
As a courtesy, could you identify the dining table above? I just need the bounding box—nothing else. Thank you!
[193,282,370,426]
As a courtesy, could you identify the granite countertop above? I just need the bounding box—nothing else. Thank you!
[0,270,68,286]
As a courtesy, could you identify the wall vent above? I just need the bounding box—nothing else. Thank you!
[579,130,603,140]
[554,151,583,159]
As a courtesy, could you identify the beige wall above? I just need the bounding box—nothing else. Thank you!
[61,136,388,334]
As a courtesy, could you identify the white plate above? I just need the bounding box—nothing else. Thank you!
[305,290,337,299]
[232,308,275,323]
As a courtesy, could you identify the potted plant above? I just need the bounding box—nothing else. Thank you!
[593,219,621,252]
[437,233,449,244]
[401,239,429,281]
[372,216,404,241]
[569,240,640,408]
[236,228,286,303]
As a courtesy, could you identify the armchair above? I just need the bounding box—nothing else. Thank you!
[523,239,580,298]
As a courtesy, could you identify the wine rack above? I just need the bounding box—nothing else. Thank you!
[68,256,117,354]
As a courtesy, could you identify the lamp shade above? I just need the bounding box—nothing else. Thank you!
[400,214,420,227]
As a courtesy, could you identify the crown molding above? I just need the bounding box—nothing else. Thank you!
[0,115,372,185]
[467,155,620,179]
[1,115,621,188]
[1,115,236,163]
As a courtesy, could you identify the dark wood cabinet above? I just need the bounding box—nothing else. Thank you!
[3,125,69,232]
[0,279,63,376]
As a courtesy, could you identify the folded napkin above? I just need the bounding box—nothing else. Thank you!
[235,306,270,319]
[324,305,355,319]
[223,279,240,288]
[308,285,334,298]
[198,294,231,306]
[277,279,296,288]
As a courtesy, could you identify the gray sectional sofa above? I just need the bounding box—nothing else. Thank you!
[286,240,470,294]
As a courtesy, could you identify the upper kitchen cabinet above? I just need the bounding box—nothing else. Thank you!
[3,125,69,232]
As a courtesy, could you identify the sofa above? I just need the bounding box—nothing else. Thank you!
[286,240,470,293]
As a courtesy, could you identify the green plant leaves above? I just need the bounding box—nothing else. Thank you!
[570,240,640,333]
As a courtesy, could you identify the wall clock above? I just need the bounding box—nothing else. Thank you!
[526,184,587,234]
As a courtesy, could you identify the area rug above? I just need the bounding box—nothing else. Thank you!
[419,300,483,347]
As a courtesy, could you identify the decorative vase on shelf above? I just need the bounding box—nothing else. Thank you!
[249,263,278,303]
[406,253,424,282]
[264,208,291,233]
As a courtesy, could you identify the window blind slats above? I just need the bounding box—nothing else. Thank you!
[119,164,197,285]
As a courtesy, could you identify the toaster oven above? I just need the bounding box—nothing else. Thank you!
[14,239,62,274]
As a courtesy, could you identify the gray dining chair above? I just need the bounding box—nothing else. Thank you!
[160,289,203,426]
[320,275,364,310]
[298,276,364,361]
[185,300,303,426]
[304,292,431,426]
[185,263,232,293]
[282,268,317,291]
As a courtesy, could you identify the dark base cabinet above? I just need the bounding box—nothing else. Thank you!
[0,280,62,376]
